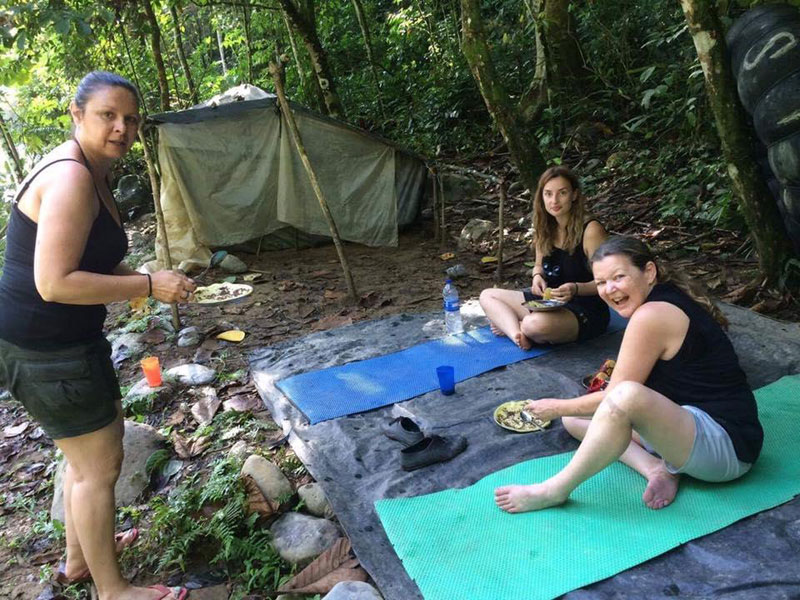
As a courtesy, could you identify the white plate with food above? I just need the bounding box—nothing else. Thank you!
[493,400,551,433]
[522,298,566,312]
[192,282,253,306]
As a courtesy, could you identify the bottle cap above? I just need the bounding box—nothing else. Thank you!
[445,279,452,284]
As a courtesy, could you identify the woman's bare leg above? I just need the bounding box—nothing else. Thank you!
[55,411,177,600]
[520,310,579,345]
[479,288,531,349]
[562,417,680,509]
[495,381,695,513]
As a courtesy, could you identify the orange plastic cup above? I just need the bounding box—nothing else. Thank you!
[140,356,162,387]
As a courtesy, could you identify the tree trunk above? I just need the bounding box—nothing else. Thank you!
[269,60,357,300]
[141,0,171,112]
[350,0,386,119]
[242,0,255,83]
[170,2,199,105]
[0,113,24,182]
[519,0,548,122]
[680,0,793,284]
[277,0,344,118]
[543,0,584,89]
[216,26,227,75]
[461,0,547,195]
[281,8,321,109]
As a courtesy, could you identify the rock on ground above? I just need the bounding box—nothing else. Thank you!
[298,482,334,518]
[270,512,341,566]
[220,254,248,273]
[52,421,165,522]
[240,454,292,501]
[166,363,216,385]
[323,581,383,600]
[177,326,202,347]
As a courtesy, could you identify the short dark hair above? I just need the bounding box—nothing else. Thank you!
[74,71,139,111]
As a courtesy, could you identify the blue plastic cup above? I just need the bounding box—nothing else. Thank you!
[436,365,455,396]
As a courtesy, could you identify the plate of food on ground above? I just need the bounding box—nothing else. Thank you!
[493,400,551,433]
[192,282,253,306]
[522,288,566,311]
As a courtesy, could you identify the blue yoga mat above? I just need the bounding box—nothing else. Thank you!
[277,313,627,424]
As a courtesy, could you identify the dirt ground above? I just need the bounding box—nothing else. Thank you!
[1,170,798,598]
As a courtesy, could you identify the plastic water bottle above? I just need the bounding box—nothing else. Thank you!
[443,279,464,334]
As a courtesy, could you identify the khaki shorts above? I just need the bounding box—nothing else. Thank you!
[0,336,120,440]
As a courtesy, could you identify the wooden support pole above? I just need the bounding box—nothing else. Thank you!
[438,174,446,249]
[496,178,506,283]
[139,128,181,330]
[269,60,358,301]
[430,166,440,242]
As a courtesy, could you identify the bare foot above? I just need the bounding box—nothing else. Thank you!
[513,331,532,350]
[642,468,679,509]
[63,529,139,580]
[489,321,505,336]
[494,482,568,513]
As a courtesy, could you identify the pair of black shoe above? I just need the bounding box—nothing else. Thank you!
[383,417,468,472]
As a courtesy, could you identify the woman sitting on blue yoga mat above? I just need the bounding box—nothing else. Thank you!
[495,236,763,513]
[479,165,609,350]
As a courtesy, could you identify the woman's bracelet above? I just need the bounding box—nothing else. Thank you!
[572,282,579,296]
[533,272,544,281]
[145,273,152,297]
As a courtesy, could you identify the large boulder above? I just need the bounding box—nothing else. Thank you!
[51,421,165,523]
[270,513,341,566]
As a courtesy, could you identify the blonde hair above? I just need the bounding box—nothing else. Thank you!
[591,236,729,328]
[533,165,587,257]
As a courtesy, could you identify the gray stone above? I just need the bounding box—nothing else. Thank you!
[323,581,383,600]
[125,377,166,399]
[178,326,202,347]
[111,332,145,367]
[457,218,494,250]
[166,363,216,386]
[115,174,151,216]
[219,254,248,274]
[228,440,249,461]
[439,173,482,205]
[186,584,229,600]
[241,454,292,501]
[270,512,341,566]
[298,482,334,518]
[52,421,165,522]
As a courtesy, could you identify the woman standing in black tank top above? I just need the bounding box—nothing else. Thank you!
[479,165,608,349]
[0,73,191,599]
[495,236,762,516]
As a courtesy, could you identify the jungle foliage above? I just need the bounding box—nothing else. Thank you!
[0,2,796,264]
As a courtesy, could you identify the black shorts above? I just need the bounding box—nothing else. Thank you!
[522,290,610,342]
[0,336,121,439]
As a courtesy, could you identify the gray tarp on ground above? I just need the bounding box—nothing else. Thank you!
[250,305,800,600]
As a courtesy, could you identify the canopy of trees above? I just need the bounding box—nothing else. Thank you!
[0,0,798,282]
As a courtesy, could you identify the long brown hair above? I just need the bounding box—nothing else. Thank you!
[533,165,587,257]
[591,236,729,327]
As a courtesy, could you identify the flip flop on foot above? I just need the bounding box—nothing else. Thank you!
[149,584,189,600]
[55,528,140,585]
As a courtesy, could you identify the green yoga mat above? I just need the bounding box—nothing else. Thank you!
[375,375,800,600]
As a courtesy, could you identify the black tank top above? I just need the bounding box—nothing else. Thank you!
[0,158,128,349]
[541,220,608,318]
[644,283,763,463]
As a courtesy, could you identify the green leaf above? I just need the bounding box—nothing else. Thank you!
[16,32,26,51]
[640,65,656,83]
[53,17,70,35]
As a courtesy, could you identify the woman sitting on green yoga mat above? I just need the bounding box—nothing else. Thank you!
[479,165,609,350]
[495,236,763,513]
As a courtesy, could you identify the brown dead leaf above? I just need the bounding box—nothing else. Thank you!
[311,315,354,331]
[723,283,758,305]
[191,388,221,426]
[242,474,280,517]
[278,280,298,292]
[324,289,347,301]
[358,291,391,308]
[279,538,368,594]
[310,269,330,277]
[751,297,783,314]
[190,435,212,457]
[165,407,186,427]
[172,433,192,459]
[140,329,167,344]
[4,422,29,438]
[223,393,262,413]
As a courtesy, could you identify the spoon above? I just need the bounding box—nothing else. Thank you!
[191,250,228,285]
[520,410,544,431]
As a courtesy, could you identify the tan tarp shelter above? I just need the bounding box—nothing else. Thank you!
[147,85,427,267]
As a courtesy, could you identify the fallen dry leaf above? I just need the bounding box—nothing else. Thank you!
[190,435,212,457]
[165,408,186,427]
[279,538,368,594]
[311,315,354,331]
[140,329,167,344]
[242,474,280,517]
[172,433,192,459]
[4,423,29,438]
[191,388,221,426]
[324,289,346,301]
[223,393,262,413]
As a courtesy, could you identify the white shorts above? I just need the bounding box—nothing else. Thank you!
[641,405,752,483]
